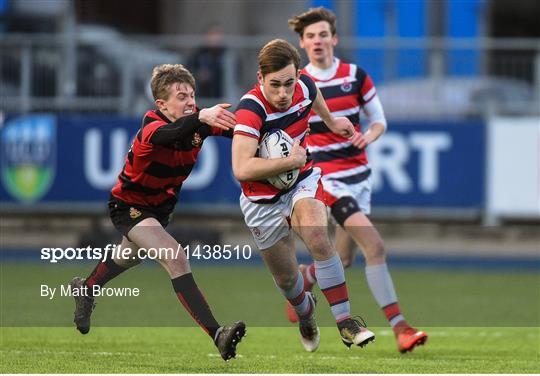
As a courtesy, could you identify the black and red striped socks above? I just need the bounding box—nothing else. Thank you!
[171,273,220,339]
[85,257,127,293]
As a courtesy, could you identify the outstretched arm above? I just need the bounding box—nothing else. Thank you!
[151,104,235,146]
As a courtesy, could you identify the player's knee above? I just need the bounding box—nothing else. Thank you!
[305,231,332,257]
[331,197,360,227]
[364,238,386,263]
[340,253,354,268]
[274,273,298,291]
[115,257,142,269]
[160,250,189,272]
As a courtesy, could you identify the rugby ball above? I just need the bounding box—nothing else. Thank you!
[259,129,300,190]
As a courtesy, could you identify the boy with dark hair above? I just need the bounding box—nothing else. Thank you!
[287,8,428,353]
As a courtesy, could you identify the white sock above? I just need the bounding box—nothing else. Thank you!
[365,263,405,327]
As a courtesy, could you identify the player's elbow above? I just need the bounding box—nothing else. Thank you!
[232,164,250,182]
[234,171,249,182]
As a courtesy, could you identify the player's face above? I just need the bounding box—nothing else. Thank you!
[300,21,337,67]
[258,63,299,111]
[156,82,196,122]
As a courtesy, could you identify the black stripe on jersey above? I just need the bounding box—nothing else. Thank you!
[331,169,371,184]
[143,112,167,128]
[119,173,174,195]
[355,66,369,104]
[310,145,365,163]
[319,81,359,100]
[260,103,313,136]
[155,110,172,123]
[127,150,134,165]
[355,66,368,85]
[299,74,317,101]
[309,112,360,134]
[143,116,158,127]
[145,161,194,179]
[236,98,266,120]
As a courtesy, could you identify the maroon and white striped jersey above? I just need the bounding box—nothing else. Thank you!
[234,74,318,203]
[302,58,377,182]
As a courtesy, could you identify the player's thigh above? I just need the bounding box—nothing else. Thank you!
[259,234,299,289]
[291,198,333,258]
[128,218,190,276]
[112,236,144,268]
[240,193,289,250]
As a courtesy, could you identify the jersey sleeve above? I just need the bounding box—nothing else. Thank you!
[355,67,377,105]
[299,74,317,102]
[139,116,168,144]
[234,98,265,141]
[148,113,203,146]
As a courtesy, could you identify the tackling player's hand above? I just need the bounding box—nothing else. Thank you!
[289,140,307,169]
[199,103,236,130]
[329,116,355,138]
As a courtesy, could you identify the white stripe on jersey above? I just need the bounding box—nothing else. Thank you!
[363,87,376,102]
[324,164,371,179]
[308,106,360,123]
[315,76,357,89]
[298,78,310,99]
[235,124,260,138]
[349,63,357,79]
[244,194,276,200]
[266,98,312,121]
[307,140,352,153]
[240,94,268,115]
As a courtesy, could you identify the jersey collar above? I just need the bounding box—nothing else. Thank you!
[305,57,340,81]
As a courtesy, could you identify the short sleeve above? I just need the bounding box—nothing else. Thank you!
[355,67,377,104]
[234,98,265,140]
[299,74,317,102]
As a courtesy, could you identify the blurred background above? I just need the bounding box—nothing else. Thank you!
[0,0,538,327]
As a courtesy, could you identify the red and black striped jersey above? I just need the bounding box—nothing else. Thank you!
[234,74,317,203]
[111,109,231,208]
[302,58,373,181]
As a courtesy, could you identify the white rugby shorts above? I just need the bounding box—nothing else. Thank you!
[240,168,323,250]
[322,175,372,215]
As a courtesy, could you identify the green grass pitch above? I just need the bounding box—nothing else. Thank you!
[1,262,539,373]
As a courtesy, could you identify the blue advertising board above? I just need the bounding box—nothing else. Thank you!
[0,114,485,211]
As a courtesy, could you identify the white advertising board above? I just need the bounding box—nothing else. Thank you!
[487,117,540,222]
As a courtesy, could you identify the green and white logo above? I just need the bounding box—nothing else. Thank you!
[1,115,56,202]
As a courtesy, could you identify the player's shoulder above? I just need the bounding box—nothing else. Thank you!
[340,60,370,81]
[299,72,315,86]
[298,74,317,100]
[143,109,160,122]
[236,88,267,119]
[142,109,168,128]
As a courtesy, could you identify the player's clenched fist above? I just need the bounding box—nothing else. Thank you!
[349,130,373,149]
[288,140,307,169]
[328,116,355,139]
[199,103,236,130]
